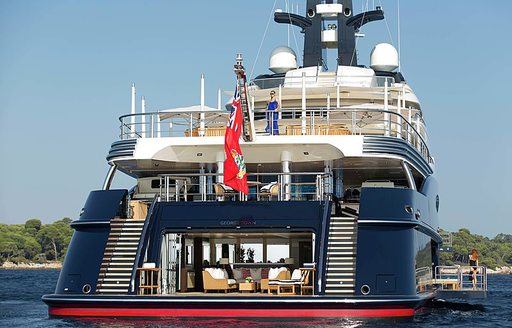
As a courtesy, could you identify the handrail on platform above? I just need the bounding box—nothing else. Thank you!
[434,265,487,291]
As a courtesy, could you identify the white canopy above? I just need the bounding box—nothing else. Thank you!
[338,102,398,110]
[158,105,222,120]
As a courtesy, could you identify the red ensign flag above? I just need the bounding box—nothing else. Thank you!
[223,84,248,195]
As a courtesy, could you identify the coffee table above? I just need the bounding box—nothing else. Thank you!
[239,281,257,293]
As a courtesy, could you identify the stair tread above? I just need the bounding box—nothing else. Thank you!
[107,242,140,244]
[324,290,355,293]
[96,289,129,293]
[102,259,135,262]
[101,263,134,266]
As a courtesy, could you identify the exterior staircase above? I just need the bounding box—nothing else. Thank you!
[96,217,145,294]
[324,216,358,295]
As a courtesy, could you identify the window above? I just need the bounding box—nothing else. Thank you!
[267,244,289,263]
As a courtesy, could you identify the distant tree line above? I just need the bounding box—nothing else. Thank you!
[439,228,512,270]
[0,218,73,264]
[1,220,511,269]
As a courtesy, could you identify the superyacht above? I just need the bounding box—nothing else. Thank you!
[43,0,441,319]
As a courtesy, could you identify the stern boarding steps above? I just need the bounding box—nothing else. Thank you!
[96,201,148,294]
[325,216,358,295]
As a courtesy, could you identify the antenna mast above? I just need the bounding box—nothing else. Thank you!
[397,0,401,71]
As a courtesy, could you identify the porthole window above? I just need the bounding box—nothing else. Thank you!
[82,284,91,294]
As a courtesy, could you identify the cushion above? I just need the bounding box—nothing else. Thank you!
[260,181,278,193]
[242,268,251,279]
[222,269,229,279]
[291,269,301,280]
[206,268,226,280]
[227,278,237,285]
[250,268,262,280]
[261,268,269,279]
[232,268,242,281]
[214,268,225,279]
[268,267,288,280]
[268,268,280,280]
[276,280,300,285]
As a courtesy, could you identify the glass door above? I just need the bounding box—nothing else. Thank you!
[160,233,181,294]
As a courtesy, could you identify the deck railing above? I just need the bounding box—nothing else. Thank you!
[434,265,488,291]
[249,71,392,89]
[119,106,432,164]
[151,172,331,203]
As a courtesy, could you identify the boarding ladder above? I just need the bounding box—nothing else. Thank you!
[95,216,145,294]
[324,216,358,294]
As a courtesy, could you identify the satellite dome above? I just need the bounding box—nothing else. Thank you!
[370,43,399,72]
[269,46,297,74]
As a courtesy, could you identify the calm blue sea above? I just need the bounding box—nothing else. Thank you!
[1,269,511,328]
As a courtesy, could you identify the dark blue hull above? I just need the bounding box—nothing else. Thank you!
[43,293,433,318]
[44,176,441,318]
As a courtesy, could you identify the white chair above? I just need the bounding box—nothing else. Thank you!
[259,182,279,200]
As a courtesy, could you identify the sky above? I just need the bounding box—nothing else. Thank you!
[0,0,511,238]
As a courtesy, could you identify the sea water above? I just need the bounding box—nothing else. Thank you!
[1,269,511,328]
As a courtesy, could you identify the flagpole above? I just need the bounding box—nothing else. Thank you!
[223,54,249,195]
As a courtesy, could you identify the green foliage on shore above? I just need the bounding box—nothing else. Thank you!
[439,228,512,269]
[1,220,511,270]
[0,218,73,264]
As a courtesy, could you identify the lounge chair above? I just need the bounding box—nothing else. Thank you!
[259,182,279,200]
[269,269,312,295]
[261,268,290,294]
[202,269,237,293]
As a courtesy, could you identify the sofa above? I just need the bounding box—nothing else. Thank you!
[202,268,237,293]
[232,267,290,292]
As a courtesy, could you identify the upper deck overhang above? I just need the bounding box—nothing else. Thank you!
[131,134,357,164]
[108,133,433,181]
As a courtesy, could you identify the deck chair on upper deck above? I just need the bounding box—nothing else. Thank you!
[213,183,237,200]
[259,182,279,200]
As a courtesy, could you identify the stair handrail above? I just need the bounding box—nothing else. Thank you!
[129,195,159,294]
[317,198,332,295]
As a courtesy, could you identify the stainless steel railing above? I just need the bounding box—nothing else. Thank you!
[434,265,488,291]
[118,106,432,164]
[147,172,332,203]
[249,72,392,89]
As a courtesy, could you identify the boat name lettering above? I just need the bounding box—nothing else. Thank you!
[220,218,256,226]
